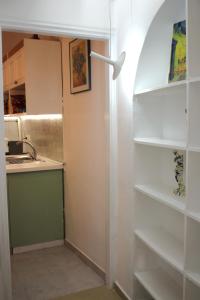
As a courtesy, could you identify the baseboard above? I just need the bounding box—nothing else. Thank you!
[114,281,132,300]
[64,239,106,280]
[13,240,64,254]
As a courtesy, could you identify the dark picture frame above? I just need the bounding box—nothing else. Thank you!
[69,39,91,94]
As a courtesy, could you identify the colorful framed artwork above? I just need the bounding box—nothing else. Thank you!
[169,20,186,82]
[69,39,91,94]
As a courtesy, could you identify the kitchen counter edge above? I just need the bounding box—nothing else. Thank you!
[6,156,64,174]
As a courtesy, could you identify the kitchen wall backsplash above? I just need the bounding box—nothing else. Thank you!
[4,117,21,141]
[4,115,63,162]
[20,115,63,162]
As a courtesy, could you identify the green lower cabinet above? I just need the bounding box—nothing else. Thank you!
[7,169,64,248]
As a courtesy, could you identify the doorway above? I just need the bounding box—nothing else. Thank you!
[1,28,110,300]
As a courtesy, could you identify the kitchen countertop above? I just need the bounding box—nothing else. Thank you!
[6,156,64,174]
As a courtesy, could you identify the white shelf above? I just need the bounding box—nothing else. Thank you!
[134,80,187,96]
[134,228,184,272]
[134,184,185,214]
[134,137,186,150]
[185,271,200,289]
[187,152,200,215]
[188,146,200,153]
[134,88,187,144]
[189,77,200,84]
[185,278,200,300]
[187,211,200,223]
[135,269,182,300]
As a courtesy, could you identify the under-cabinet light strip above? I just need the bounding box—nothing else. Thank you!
[20,114,62,120]
[4,116,19,121]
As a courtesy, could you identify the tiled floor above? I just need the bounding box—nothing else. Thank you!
[55,286,122,300]
[11,246,104,300]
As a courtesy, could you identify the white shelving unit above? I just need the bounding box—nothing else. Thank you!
[134,86,187,146]
[134,184,185,213]
[133,239,183,300]
[134,137,186,151]
[185,279,200,299]
[134,80,187,96]
[132,0,200,298]
[135,228,184,272]
[135,269,182,300]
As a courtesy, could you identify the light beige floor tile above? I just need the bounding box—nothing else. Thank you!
[11,246,104,300]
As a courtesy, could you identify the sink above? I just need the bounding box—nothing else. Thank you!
[6,155,44,165]
[6,157,33,164]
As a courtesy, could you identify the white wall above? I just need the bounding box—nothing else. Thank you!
[62,38,108,271]
[112,0,165,297]
[0,28,12,300]
[0,0,109,39]
[0,0,168,298]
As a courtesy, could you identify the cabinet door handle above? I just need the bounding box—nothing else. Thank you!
[14,80,18,85]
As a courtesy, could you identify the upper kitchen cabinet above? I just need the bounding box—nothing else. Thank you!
[24,39,62,114]
[3,60,10,92]
[9,48,25,90]
[3,38,62,115]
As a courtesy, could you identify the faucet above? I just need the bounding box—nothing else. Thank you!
[17,139,37,160]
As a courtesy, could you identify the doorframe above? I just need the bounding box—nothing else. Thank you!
[0,20,118,299]
[0,27,12,300]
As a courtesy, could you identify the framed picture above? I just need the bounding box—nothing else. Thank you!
[169,20,186,82]
[69,39,91,94]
